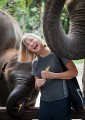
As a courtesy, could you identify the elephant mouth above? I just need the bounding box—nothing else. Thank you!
[15,98,29,112]
[6,85,34,118]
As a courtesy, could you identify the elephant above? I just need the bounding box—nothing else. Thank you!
[0,9,23,73]
[0,9,22,109]
[43,0,85,93]
[0,49,39,118]
[0,10,38,118]
[43,0,85,60]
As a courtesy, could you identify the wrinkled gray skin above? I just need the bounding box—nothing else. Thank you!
[43,0,85,60]
[0,50,38,118]
[0,10,38,118]
[43,0,85,94]
[0,10,23,73]
[7,53,38,118]
[0,10,22,51]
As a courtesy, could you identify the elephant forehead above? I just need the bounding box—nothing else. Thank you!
[8,70,34,81]
[13,62,32,71]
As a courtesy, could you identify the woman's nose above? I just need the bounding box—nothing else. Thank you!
[30,42,33,46]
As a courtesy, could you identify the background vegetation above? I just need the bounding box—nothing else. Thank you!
[0,0,83,63]
[0,0,69,35]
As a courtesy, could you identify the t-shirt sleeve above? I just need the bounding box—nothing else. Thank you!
[31,60,38,76]
[61,57,69,66]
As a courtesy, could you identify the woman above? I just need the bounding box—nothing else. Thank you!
[19,33,78,120]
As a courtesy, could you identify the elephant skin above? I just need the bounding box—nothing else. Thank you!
[0,9,23,73]
[43,0,85,60]
[0,50,38,118]
[0,10,38,118]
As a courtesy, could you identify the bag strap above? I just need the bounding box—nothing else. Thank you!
[57,57,67,71]
[57,56,80,87]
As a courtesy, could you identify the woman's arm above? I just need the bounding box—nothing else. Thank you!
[41,60,78,80]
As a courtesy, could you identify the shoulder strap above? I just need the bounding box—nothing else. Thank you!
[58,56,80,87]
[57,57,67,71]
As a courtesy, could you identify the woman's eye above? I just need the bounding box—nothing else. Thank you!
[30,39,33,41]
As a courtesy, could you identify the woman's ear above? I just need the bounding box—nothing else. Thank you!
[44,45,46,47]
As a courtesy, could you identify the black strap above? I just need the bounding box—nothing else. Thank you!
[57,57,80,87]
[57,57,67,71]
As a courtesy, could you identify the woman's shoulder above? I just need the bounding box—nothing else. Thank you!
[32,57,38,64]
[51,52,69,64]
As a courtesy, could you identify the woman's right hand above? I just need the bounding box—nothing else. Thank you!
[36,79,46,87]
[35,79,46,87]
[35,77,46,91]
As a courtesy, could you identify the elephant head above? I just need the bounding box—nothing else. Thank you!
[43,0,85,60]
[0,50,38,118]
[0,10,38,118]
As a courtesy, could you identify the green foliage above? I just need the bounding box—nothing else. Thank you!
[0,0,7,9]
[73,59,84,64]
[0,0,70,36]
[61,5,69,34]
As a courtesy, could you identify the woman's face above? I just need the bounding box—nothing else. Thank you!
[24,36,44,54]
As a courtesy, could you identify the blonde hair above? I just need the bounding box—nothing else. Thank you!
[18,33,46,63]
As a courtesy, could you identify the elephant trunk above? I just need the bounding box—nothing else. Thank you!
[6,84,30,118]
[43,0,85,60]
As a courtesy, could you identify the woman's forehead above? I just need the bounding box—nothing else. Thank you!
[27,36,35,39]
[26,36,40,42]
[24,36,34,42]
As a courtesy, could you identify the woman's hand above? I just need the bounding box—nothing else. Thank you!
[41,60,78,80]
[35,78,46,87]
[41,70,54,79]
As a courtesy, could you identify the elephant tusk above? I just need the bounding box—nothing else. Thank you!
[18,104,23,112]
[18,98,29,112]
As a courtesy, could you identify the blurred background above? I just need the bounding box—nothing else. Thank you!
[0,0,70,37]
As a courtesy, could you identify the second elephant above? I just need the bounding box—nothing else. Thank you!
[0,49,39,118]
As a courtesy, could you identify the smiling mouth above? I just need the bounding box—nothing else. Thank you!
[33,44,38,49]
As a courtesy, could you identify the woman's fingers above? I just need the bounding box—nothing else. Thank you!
[36,79,46,86]
[41,71,46,78]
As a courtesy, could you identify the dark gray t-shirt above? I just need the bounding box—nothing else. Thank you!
[32,52,69,102]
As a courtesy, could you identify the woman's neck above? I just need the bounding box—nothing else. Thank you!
[38,47,51,57]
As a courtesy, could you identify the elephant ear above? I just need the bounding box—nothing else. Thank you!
[0,62,8,79]
[0,61,10,106]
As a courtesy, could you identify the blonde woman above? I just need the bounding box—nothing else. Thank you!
[19,33,78,120]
